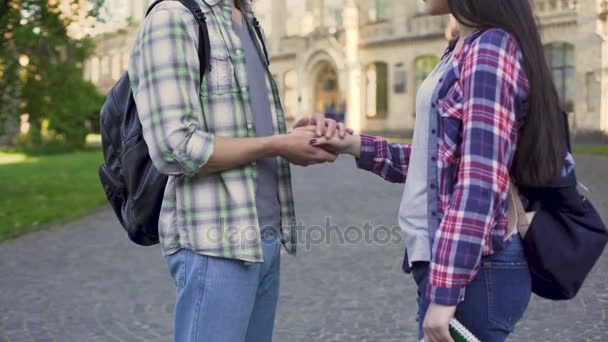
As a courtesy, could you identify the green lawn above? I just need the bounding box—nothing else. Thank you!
[0,150,106,240]
[574,144,608,156]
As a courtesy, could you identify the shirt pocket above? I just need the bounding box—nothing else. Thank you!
[207,49,236,95]
[436,80,463,167]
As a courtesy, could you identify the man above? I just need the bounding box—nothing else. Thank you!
[128,0,347,341]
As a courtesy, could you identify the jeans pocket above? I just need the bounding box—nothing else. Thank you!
[483,261,532,332]
[166,250,187,289]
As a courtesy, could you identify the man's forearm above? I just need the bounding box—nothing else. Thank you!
[199,135,282,175]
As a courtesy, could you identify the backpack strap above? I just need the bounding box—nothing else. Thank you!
[252,17,270,66]
[145,0,211,80]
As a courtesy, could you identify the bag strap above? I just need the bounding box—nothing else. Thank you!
[252,17,270,66]
[145,0,211,80]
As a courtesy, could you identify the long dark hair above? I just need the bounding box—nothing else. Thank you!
[448,0,567,186]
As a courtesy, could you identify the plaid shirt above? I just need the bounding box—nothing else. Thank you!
[128,0,296,263]
[358,29,529,305]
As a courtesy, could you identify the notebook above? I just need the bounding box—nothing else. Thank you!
[449,319,481,342]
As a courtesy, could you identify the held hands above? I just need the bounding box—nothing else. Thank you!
[277,128,338,166]
[290,115,361,158]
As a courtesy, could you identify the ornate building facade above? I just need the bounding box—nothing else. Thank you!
[85,0,608,137]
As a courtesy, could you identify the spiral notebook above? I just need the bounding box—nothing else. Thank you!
[449,319,481,342]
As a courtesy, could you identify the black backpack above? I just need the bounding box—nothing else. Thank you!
[518,114,608,300]
[99,0,269,246]
[98,0,210,246]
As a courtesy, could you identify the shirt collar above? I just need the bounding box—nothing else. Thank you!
[194,0,253,17]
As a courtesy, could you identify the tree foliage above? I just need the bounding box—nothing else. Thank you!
[0,0,105,149]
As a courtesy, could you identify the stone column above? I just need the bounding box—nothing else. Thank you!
[271,0,286,54]
[392,0,411,35]
[343,0,363,131]
[575,0,605,137]
[602,33,608,136]
[313,0,325,29]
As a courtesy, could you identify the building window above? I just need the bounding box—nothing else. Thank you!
[369,0,391,22]
[586,71,599,112]
[90,57,100,83]
[545,42,575,113]
[417,0,427,14]
[415,55,440,91]
[123,52,130,71]
[366,62,389,118]
[414,55,440,116]
[283,70,298,119]
[324,0,343,27]
[394,65,406,94]
[111,53,121,81]
[101,55,110,76]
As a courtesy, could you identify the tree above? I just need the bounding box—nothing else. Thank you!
[0,0,105,149]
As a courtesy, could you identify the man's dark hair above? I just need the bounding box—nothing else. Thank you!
[449,0,568,187]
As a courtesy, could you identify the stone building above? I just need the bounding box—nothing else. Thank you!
[85,0,608,138]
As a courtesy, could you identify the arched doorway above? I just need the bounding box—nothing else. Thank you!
[313,62,340,116]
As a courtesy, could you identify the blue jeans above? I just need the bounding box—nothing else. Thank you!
[165,231,282,342]
[412,235,531,342]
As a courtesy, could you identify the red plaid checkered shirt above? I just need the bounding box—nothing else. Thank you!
[357,29,530,305]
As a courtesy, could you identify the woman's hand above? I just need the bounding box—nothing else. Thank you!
[311,133,361,158]
[293,115,354,139]
[423,303,457,342]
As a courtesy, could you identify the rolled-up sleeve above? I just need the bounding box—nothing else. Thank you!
[356,134,412,184]
[128,5,214,177]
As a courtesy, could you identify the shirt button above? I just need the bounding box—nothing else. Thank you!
[236,49,243,56]
[430,184,437,190]
[247,123,253,129]
[431,129,436,134]
[241,86,248,93]
[431,211,437,217]
[431,156,437,162]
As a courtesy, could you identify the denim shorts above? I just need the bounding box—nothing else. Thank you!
[412,235,532,342]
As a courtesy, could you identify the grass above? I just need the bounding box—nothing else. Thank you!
[386,137,413,145]
[573,144,608,156]
[0,149,107,240]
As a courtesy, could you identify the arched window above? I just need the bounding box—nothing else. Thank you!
[369,0,391,22]
[283,70,298,119]
[545,43,575,112]
[414,55,440,91]
[366,62,389,118]
[414,55,439,117]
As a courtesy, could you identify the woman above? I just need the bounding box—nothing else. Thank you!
[297,0,568,341]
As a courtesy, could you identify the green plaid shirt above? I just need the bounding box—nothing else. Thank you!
[128,0,296,263]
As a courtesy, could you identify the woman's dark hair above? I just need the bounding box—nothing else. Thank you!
[448,0,567,186]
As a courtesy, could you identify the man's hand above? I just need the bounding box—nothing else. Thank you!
[423,303,456,342]
[293,115,354,139]
[276,128,338,166]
